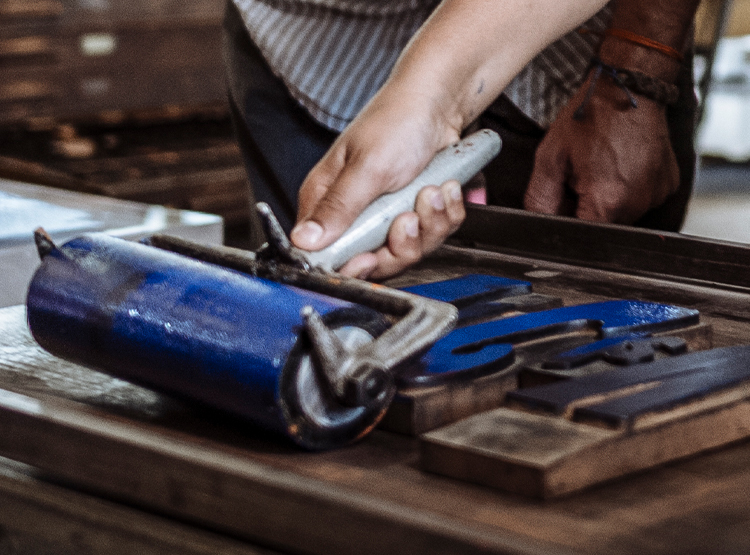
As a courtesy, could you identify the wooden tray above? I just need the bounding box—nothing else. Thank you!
[0,208,750,553]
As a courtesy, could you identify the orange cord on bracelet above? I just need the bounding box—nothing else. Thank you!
[579,27,684,62]
[605,28,683,61]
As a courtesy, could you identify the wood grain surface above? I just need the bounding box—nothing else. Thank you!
[0,456,276,555]
[1,222,750,555]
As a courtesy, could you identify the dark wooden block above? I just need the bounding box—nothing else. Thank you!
[421,346,750,498]
[380,369,518,436]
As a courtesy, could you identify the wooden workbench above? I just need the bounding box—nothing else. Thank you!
[1,205,750,554]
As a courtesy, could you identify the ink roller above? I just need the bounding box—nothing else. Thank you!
[25,130,501,449]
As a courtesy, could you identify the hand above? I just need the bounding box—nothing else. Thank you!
[524,75,680,224]
[290,88,464,279]
[336,180,466,279]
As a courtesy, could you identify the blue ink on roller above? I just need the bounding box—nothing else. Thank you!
[26,233,390,450]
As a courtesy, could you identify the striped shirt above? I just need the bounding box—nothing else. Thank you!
[232,0,612,131]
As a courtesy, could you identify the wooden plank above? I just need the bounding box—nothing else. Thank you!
[0,0,63,22]
[0,78,56,102]
[0,396,557,555]
[0,155,88,190]
[0,457,276,555]
[0,0,223,30]
[61,146,242,184]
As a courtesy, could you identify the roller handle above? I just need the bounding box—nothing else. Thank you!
[302,129,502,272]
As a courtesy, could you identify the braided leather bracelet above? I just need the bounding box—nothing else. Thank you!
[574,58,680,120]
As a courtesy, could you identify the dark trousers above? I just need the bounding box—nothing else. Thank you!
[223,0,697,248]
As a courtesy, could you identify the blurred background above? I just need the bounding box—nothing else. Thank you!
[687,0,750,244]
[0,0,748,249]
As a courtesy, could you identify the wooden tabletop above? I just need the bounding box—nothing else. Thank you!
[2,217,750,554]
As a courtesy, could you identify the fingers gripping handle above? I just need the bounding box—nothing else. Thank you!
[303,129,502,272]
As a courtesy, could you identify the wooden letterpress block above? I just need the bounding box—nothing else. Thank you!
[382,275,711,436]
[421,346,750,498]
[381,275,559,435]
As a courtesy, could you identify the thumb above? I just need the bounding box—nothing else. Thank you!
[291,155,387,252]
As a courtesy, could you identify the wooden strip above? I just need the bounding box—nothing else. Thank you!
[0,156,88,190]
[74,154,243,189]
[0,457,275,555]
[0,79,55,102]
[0,36,54,57]
[455,204,750,290]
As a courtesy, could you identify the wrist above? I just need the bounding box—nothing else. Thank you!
[572,59,676,121]
[598,36,683,83]
[379,69,466,142]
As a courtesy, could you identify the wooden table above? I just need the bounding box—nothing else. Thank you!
[1,206,750,555]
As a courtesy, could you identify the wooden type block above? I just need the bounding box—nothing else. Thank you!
[384,321,712,437]
[381,276,560,435]
[383,273,710,436]
[538,335,689,369]
[400,300,701,388]
[401,274,564,328]
[401,274,533,307]
[421,346,750,498]
[380,369,519,436]
[519,322,713,387]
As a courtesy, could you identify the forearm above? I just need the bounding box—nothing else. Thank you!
[599,0,701,82]
[379,0,609,134]
[291,0,609,275]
